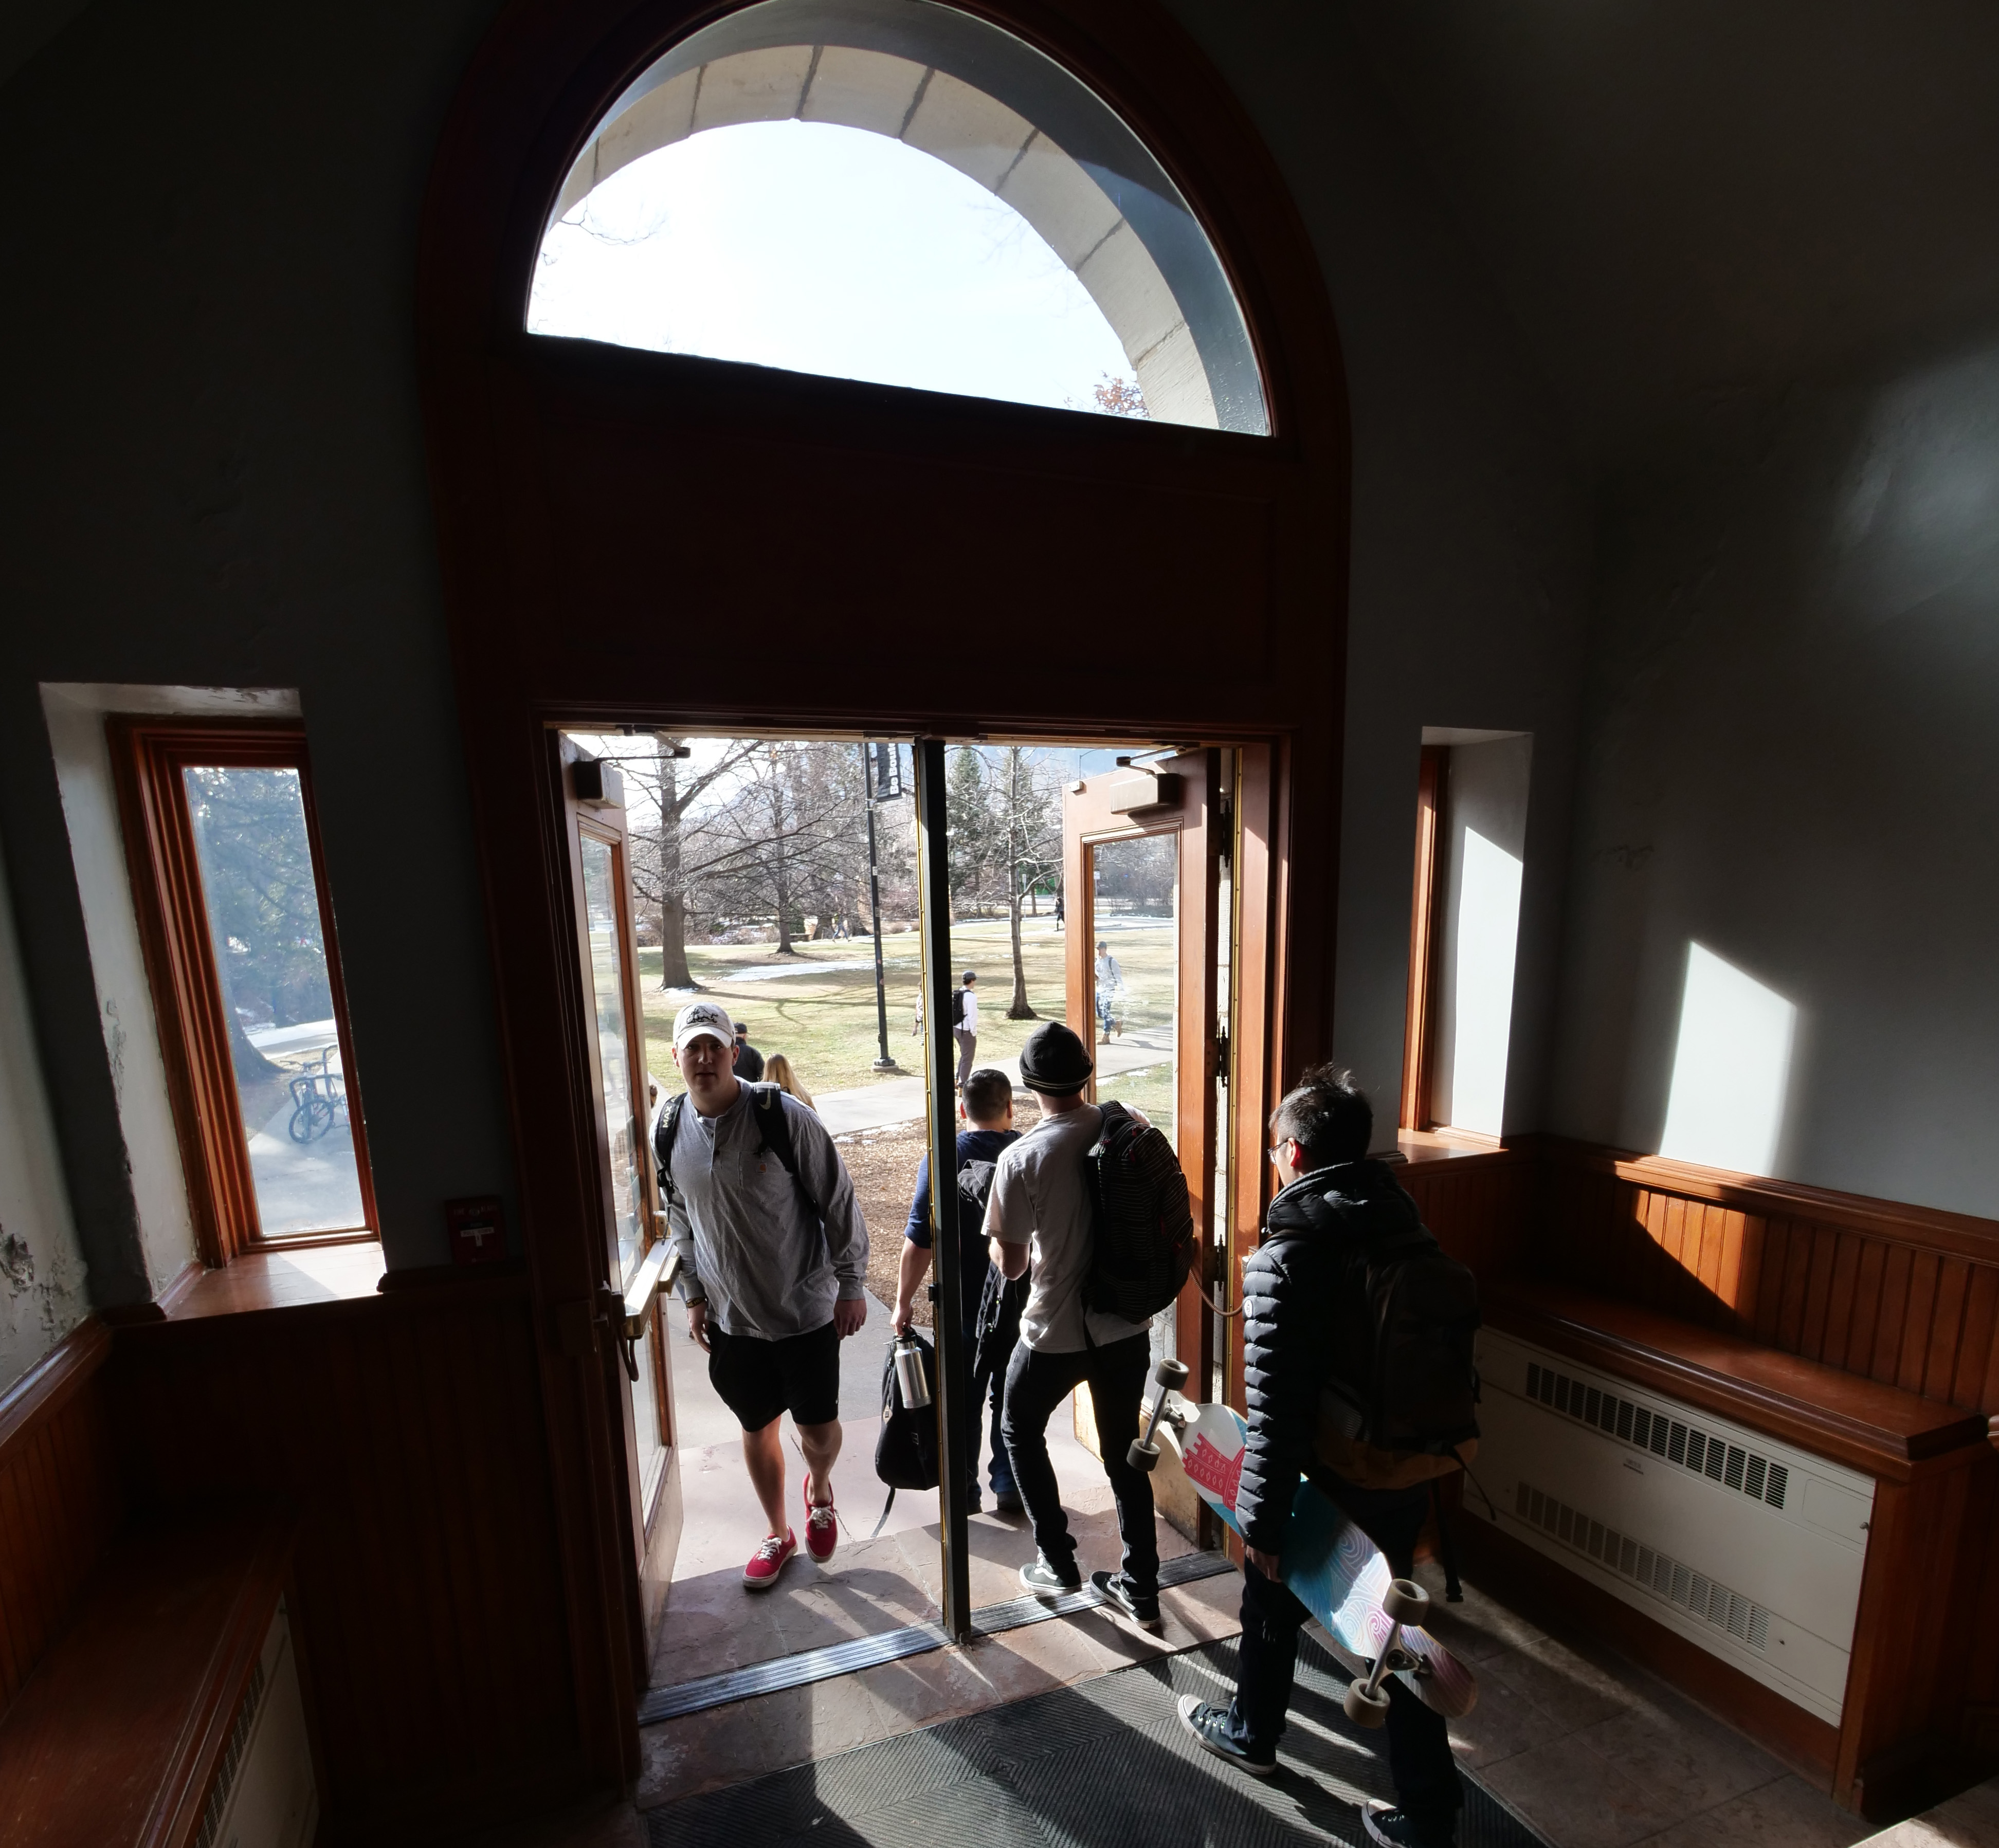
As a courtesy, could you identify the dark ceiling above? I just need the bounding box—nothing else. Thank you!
[1343,1,1999,474]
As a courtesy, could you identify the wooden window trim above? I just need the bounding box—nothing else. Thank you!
[110,718,378,1266]
[1400,744,1448,1133]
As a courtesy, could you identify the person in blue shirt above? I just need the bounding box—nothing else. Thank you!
[892,1067,1023,1513]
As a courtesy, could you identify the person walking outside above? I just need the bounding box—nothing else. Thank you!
[1177,1065,1466,1846]
[951,970,979,1092]
[1093,940,1124,1043]
[658,1000,868,1591]
[988,1022,1160,1629]
[891,1066,1023,1513]
[765,1052,813,1107]
[732,1019,765,1082]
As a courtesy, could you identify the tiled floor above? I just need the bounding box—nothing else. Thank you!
[632,1302,1906,1847]
[1413,1563,1876,1848]
[657,1284,1140,1688]
[1853,1777,1999,1846]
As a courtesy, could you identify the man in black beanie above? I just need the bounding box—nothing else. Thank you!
[986,1021,1161,1629]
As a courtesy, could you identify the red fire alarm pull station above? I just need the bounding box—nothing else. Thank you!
[446,1196,507,1266]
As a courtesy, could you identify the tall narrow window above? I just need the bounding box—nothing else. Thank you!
[1400,732,1531,1140]
[112,721,375,1264]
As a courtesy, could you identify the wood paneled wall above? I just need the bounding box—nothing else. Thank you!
[110,1280,581,1841]
[1402,1148,1538,1283]
[1540,1149,1999,1418]
[0,1321,122,1715]
[1410,1136,1999,1810]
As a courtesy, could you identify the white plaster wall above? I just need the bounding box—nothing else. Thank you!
[38,687,211,1292]
[0,0,521,1279]
[0,830,90,1394]
[1165,0,1595,1121]
[1549,337,1999,1216]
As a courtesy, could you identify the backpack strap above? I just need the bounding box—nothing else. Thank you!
[654,1091,687,1208]
[749,1083,823,1221]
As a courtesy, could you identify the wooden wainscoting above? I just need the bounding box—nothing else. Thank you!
[0,1319,122,1714]
[1423,1138,1999,1817]
[1541,1146,1999,1416]
[108,1269,583,1842]
[1397,1134,1540,1280]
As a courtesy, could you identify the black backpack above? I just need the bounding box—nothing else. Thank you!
[956,1156,998,1228]
[872,1330,938,1534]
[950,987,968,1027]
[1316,1228,1481,1489]
[654,1083,821,1218]
[1083,1101,1195,1323]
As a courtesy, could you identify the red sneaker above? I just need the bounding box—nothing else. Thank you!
[742,1529,796,1590]
[803,1486,839,1564]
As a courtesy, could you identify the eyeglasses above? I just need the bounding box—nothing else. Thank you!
[1267,1140,1294,1166]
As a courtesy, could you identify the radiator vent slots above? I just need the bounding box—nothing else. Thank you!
[1515,1479,1770,1654]
[1525,1361,1789,1512]
[194,1655,268,1848]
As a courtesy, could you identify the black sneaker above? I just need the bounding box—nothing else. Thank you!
[992,1486,1025,1514]
[1019,1553,1082,1597]
[1176,1695,1275,1778]
[1091,1569,1162,1632]
[1362,1805,1456,1847]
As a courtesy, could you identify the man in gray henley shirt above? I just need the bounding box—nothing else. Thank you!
[660,1000,868,1590]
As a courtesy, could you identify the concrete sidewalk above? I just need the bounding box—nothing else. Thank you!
[813,1034,1172,1136]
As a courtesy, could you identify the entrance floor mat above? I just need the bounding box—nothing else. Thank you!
[645,1631,1551,1846]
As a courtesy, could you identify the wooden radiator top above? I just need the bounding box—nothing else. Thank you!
[1487,1278,1990,1480]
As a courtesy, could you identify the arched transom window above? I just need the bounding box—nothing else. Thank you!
[530,0,1269,433]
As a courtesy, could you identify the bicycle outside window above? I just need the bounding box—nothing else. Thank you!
[111,719,377,1266]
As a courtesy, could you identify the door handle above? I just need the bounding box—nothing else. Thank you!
[607,1242,679,1382]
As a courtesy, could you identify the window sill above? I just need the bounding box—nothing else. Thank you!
[152,1241,388,1321]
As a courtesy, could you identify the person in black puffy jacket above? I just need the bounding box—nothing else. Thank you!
[1177,1066,1462,1848]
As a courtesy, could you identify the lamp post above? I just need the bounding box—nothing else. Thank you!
[863,741,899,1072]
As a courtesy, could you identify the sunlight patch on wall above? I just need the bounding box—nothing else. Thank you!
[1659,944,1796,1177]
[1445,827,1522,1137]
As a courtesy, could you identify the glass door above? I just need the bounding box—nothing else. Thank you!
[1062,750,1228,1545]
[562,739,682,1651]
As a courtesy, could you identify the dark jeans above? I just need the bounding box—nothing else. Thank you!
[967,1351,1014,1497]
[1000,1332,1158,1591]
[1226,1477,1461,1832]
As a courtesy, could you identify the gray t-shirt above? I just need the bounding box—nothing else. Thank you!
[987,1103,1151,1353]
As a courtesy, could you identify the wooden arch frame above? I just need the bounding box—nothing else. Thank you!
[418,0,1351,1790]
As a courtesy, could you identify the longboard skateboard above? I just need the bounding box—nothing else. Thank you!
[1131,1361,1477,1725]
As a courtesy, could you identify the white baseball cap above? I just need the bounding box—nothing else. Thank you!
[673,999,736,1052]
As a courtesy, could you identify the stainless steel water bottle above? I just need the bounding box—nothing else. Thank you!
[893,1334,931,1409]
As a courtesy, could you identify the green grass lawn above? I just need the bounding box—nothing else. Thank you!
[636,916,1181,1109]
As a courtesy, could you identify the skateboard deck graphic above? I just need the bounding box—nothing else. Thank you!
[1165,1397,1478,1719]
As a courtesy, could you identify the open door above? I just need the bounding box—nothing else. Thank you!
[560,738,683,1663]
[1063,750,1229,1543]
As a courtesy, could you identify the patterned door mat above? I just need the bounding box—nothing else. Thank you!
[647,1632,1551,1846]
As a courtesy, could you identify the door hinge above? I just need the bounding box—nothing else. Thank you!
[1214,1031,1230,1087]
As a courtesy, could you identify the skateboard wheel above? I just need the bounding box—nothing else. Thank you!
[1154,1359,1190,1389]
[1343,1680,1391,1728]
[1383,1579,1430,1627]
[1128,1439,1160,1473]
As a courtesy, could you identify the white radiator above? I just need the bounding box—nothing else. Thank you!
[194,1600,319,1848]
[1472,1329,1873,1726]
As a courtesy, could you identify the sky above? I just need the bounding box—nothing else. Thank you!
[528,119,1139,415]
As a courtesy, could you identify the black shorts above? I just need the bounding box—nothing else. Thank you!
[707,1319,841,1431]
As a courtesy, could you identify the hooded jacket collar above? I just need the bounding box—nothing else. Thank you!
[1262,1158,1422,1248]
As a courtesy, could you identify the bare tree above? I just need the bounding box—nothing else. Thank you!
[681,742,866,954]
[589,736,760,988]
[944,747,1061,1016]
